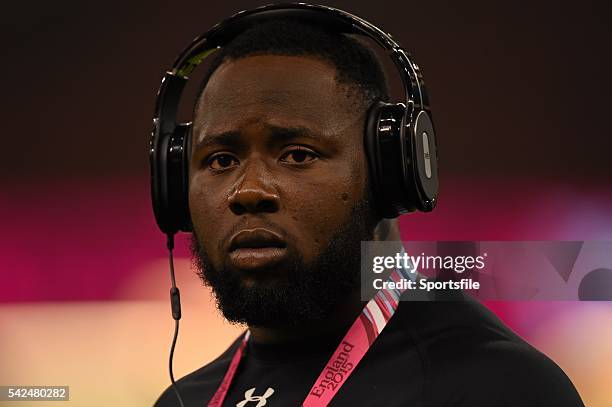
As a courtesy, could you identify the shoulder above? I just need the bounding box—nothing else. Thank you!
[153,333,244,407]
[395,295,584,406]
[435,339,584,406]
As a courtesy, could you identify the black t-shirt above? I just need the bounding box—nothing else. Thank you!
[154,292,584,406]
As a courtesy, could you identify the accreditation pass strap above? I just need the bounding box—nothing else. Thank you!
[207,262,413,407]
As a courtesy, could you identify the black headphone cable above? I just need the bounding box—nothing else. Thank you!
[167,234,186,407]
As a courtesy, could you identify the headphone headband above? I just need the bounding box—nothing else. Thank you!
[156,3,428,134]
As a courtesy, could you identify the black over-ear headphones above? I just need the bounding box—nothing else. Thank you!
[150,3,439,236]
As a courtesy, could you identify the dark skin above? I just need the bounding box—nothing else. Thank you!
[189,55,397,344]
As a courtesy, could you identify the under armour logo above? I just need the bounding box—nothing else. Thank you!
[236,387,275,407]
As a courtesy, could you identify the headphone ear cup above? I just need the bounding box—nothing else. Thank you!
[365,102,439,217]
[365,101,416,218]
[150,122,192,234]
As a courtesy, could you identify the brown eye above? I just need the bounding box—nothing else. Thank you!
[280,147,319,164]
[208,153,238,170]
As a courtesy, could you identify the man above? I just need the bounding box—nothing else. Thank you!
[155,18,583,407]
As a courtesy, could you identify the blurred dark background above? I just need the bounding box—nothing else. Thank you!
[1,0,611,303]
[1,0,611,182]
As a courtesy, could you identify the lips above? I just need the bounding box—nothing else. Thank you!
[228,228,288,271]
[229,228,286,251]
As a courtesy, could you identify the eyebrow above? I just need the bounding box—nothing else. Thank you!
[194,131,241,151]
[194,125,328,151]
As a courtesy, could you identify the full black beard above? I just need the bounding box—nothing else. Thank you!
[191,198,375,328]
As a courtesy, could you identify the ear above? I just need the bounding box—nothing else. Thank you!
[373,218,401,241]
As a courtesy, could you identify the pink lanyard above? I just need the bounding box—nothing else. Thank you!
[208,263,411,407]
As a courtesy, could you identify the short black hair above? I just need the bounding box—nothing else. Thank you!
[193,19,390,116]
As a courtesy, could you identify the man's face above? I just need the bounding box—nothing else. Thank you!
[189,55,376,327]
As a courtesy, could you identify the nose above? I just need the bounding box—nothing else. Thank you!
[228,161,280,215]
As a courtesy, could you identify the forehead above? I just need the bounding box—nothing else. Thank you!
[194,55,358,136]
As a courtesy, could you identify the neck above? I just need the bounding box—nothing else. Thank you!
[248,287,371,345]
